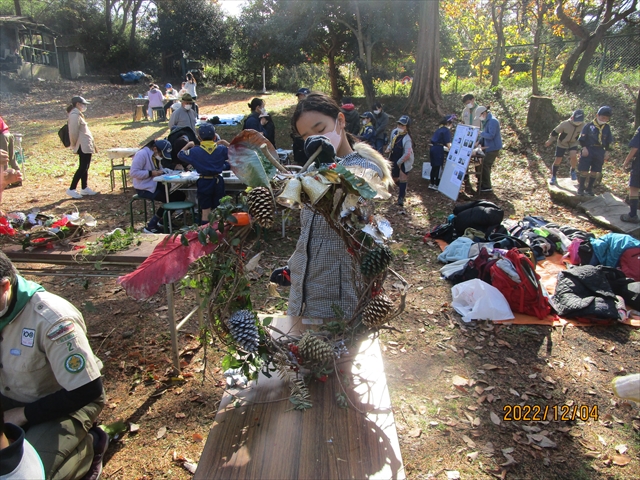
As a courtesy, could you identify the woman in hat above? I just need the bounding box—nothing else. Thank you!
[130,139,186,233]
[66,96,98,199]
[429,115,456,190]
[280,93,393,319]
[387,115,415,206]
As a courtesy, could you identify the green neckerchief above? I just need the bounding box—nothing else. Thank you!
[0,275,45,332]
[200,140,218,155]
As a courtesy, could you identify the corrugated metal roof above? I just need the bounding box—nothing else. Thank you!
[0,15,57,36]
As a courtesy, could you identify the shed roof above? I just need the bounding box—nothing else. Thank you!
[0,15,57,36]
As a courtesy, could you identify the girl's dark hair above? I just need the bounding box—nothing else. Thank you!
[372,102,382,110]
[144,139,160,150]
[291,93,356,147]
[248,98,264,111]
[462,93,475,103]
[66,104,74,113]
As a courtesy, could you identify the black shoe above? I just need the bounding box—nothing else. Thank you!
[143,226,161,234]
[585,190,595,197]
[577,189,585,196]
[81,426,109,480]
[480,187,493,192]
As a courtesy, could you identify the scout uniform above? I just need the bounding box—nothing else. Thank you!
[178,139,229,212]
[578,107,613,196]
[0,277,103,479]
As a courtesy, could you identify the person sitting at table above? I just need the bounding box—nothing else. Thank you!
[130,138,186,233]
[168,94,197,135]
[177,123,229,224]
[164,83,178,117]
[147,84,165,121]
[260,112,276,148]
[243,98,266,134]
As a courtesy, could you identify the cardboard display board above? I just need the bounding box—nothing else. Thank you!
[438,125,479,201]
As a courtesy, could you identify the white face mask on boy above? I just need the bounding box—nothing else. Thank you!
[183,104,192,110]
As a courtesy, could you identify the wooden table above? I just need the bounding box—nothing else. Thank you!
[195,316,404,480]
[3,234,201,371]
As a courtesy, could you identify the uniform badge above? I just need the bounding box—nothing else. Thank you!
[10,349,21,356]
[21,328,35,347]
[65,353,86,373]
[47,320,75,341]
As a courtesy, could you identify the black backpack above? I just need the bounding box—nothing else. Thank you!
[58,124,70,147]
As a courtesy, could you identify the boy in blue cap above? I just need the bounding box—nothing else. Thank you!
[577,106,613,196]
[178,123,229,224]
[358,112,376,147]
[621,126,640,223]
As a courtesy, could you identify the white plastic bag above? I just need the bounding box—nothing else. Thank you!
[451,279,514,322]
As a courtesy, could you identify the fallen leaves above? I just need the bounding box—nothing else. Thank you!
[408,428,422,438]
[490,412,502,426]
[613,454,631,466]
[452,375,469,386]
[156,426,167,440]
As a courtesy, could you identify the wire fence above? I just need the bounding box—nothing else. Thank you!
[445,33,640,92]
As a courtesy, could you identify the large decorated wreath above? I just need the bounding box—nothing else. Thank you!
[119,131,408,409]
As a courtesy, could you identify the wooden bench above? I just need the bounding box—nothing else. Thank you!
[195,315,404,479]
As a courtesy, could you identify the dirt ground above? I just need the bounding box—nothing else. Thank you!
[1,80,639,479]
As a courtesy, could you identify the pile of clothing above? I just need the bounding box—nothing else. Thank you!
[426,202,640,323]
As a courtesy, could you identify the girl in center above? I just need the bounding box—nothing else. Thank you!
[288,93,393,319]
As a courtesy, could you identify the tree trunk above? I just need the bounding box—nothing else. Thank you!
[571,34,604,85]
[530,0,547,96]
[406,0,442,115]
[13,0,21,16]
[560,38,588,85]
[490,2,506,87]
[105,0,113,46]
[328,53,340,101]
[129,0,143,51]
[527,96,559,136]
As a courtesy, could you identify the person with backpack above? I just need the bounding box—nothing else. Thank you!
[545,109,584,184]
[474,106,502,193]
[621,126,640,224]
[66,96,98,199]
[340,97,361,136]
[387,115,414,206]
[577,106,613,196]
[429,114,455,190]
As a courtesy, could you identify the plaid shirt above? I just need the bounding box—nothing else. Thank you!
[287,152,384,319]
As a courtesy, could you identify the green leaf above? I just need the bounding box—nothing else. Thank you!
[231,238,241,247]
[198,230,207,245]
[221,354,241,371]
[180,234,189,247]
[333,164,377,199]
[262,316,273,327]
[227,215,238,224]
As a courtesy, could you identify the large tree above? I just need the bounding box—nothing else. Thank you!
[407,0,442,114]
[556,0,638,86]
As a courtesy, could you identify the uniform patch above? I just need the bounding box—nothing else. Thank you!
[64,353,86,373]
[10,348,21,356]
[21,328,35,347]
[47,320,75,341]
[56,332,78,345]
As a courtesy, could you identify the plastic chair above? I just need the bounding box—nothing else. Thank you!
[129,194,156,229]
[161,201,195,233]
[110,164,131,191]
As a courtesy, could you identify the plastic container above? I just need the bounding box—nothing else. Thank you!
[232,212,251,226]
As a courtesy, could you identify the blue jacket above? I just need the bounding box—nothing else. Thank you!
[479,112,502,152]
[579,120,613,151]
[177,141,228,176]
[243,112,265,134]
[430,126,451,167]
[358,124,376,145]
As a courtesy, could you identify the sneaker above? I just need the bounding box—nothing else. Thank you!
[570,169,578,181]
[397,198,404,206]
[549,176,557,186]
[576,189,585,196]
[143,226,161,234]
[620,214,640,224]
[66,189,83,199]
[480,187,493,192]
[80,187,99,196]
[428,184,438,190]
[81,426,109,480]
[585,190,595,197]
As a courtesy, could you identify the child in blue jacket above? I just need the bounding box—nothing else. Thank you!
[178,123,229,224]
[429,115,455,189]
[358,111,376,147]
[577,106,613,196]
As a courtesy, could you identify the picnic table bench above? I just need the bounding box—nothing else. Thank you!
[194,315,404,480]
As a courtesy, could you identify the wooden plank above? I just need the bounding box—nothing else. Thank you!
[2,234,164,266]
[195,316,404,480]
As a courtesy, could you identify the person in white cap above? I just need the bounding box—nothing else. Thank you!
[66,96,98,199]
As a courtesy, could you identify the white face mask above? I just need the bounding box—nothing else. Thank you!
[323,119,342,153]
[183,104,192,110]
[362,119,368,125]
[154,154,163,161]
[374,109,381,115]
[466,103,474,109]
[78,104,87,112]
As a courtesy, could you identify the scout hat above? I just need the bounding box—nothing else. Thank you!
[181,93,194,103]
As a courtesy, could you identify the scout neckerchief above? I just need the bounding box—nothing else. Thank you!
[593,118,607,146]
[0,275,45,332]
[359,121,372,136]
[390,130,406,150]
[199,140,218,155]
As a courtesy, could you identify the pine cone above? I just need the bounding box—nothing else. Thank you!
[247,187,274,228]
[298,331,333,364]
[360,245,393,277]
[362,294,394,328]
[226,310,259,352]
